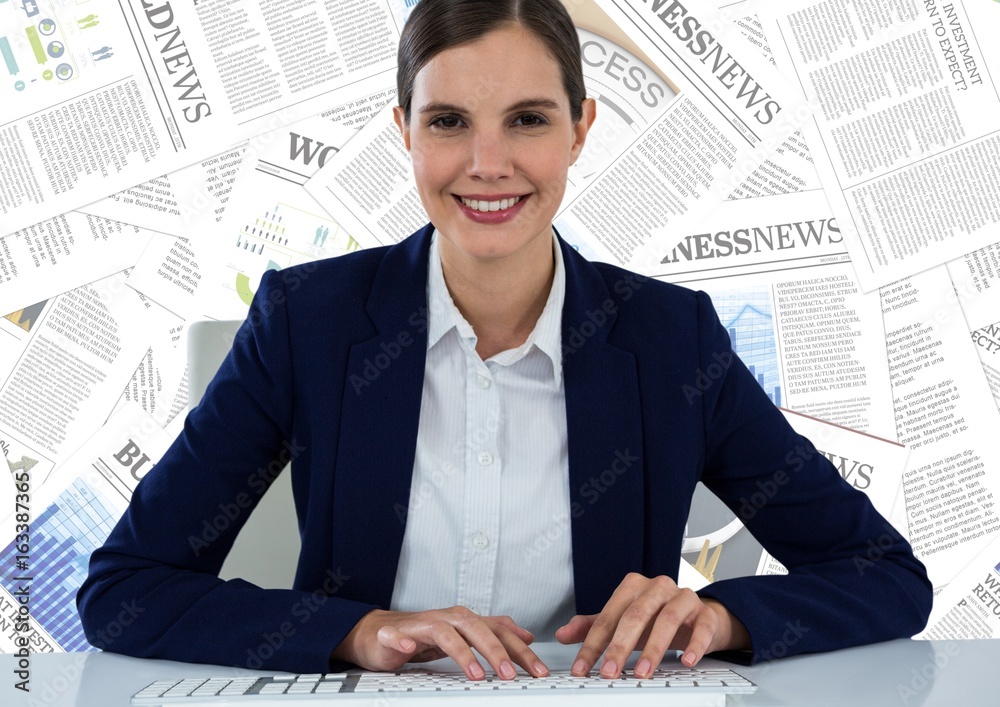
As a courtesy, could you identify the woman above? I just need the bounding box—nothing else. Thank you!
[78,0,931,681]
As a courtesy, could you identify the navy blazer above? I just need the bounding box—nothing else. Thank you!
[78,224,931,673]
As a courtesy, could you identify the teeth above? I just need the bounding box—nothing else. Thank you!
[461,195,521,212]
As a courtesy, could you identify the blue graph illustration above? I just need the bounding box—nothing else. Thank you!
[0,477,120,651]
[708,288,782,406]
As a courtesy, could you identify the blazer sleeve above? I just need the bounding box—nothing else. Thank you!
[689,290,933,663]
[77,270,377,673]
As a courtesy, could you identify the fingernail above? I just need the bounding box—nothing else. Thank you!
[572,659,588,675]
[533,661,549,677]
[635,658,651,677]
[600,659,618,678]
[500,661,516,679]
[469,662,485,680]
[400,638,415,651]
[683,651,697,666]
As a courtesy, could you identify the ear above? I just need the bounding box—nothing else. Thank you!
[392,105,411,153]
[569,97,597,166]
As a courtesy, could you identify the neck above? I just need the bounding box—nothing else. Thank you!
[439,228,556,360]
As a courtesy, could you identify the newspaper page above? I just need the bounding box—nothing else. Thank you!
[714,0,822,199]
[649,189,896,438]
[972,321,1000,410]
[0,274,160,482]
[124,232,208,321]
[947,243,1000,333]
[305,25,679,250]
[553,0,809,269]
[0,213,155,315]
[759,0,1000,291]
[79,144,249,237]
[682,406,907,582]
[196,116,361,321]
[917,531,1000,640]
[111,291,186,429]
[85,81,386,240]
[0,0,405,236]
[0,403,172,653]
[126,78,394,322]
[884,266,1000,590]
[122,146,258,322]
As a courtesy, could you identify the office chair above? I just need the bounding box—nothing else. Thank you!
[187,320,301,589]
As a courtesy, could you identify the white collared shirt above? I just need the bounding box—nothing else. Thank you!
[390,229,575,638]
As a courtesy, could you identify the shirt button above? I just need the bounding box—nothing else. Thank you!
[472,533,489,549]
[477,375,491,389]
[477,450,493,466]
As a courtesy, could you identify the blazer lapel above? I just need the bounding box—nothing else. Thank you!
[331,225,433,609]
[558,235,646,615]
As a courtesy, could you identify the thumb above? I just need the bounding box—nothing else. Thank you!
[555,614,596,644]
[377,625,418,654]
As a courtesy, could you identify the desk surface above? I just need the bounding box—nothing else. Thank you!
[1,639,993,706]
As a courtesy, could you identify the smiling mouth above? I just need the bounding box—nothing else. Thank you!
[455,194,527,213]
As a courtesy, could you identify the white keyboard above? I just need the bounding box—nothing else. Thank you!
[131,667,756,704]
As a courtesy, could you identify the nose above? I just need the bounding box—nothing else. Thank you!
[466,127,514,181]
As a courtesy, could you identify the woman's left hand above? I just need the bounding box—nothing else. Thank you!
[554,572,750,679]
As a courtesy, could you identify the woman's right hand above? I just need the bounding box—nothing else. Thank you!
[330,607,549,680]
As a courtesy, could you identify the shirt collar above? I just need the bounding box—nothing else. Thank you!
[425,229,565,389]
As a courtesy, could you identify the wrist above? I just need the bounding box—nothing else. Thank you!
[702,599,751,652]
[330,608,387,667]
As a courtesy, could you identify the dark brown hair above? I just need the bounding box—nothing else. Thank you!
[397,0,586,124]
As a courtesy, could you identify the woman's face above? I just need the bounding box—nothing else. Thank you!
[394,24,595,265]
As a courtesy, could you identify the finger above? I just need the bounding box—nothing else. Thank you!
[408,647,448,663]
[632,590,706,677]
[448,613,522,680]
[491,615,536,645]
[454,613,547,679]
[422,619,489,681]
[488,617,549,677]
[555,614,594,644]
[602,581,690,678]
[678,606,720,667]
[571,574,647,676]
[375,625,419,655]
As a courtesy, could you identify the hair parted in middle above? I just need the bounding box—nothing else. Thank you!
[396,0,586,124]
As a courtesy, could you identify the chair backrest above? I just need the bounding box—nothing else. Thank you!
[186,320,301,588]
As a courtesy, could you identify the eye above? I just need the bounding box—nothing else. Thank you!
[428,114,464,130]
[513,113,548,128]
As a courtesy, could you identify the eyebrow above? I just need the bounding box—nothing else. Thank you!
[416,98,561,114]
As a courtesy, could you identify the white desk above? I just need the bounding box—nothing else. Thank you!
[1,639,993,706]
